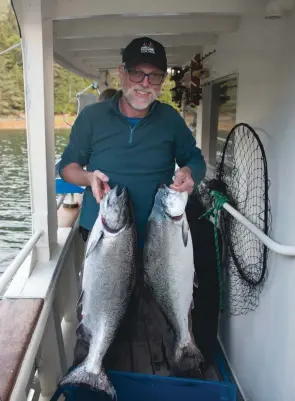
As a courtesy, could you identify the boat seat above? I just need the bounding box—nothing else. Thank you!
[0,298,44,401]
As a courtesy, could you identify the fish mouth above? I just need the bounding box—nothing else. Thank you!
[114,184,127,198]
[102,185,129,233]
[159,185,187,218]
[106,185,128,205]
[162,184,175,193]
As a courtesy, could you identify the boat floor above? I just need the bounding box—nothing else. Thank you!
[103,289,219,382]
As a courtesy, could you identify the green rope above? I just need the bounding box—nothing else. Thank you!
[199,190,229,311]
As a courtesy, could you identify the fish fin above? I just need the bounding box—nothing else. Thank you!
[172,342,204,379]
[85,230,103,259]
[76,290,84,316]
[72,323,91,367]
[193,272,199,288]
[182,220,188,247]
[59,365,116,400]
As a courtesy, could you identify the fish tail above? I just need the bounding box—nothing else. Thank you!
[59,364,116,399]
[172,341,204,379]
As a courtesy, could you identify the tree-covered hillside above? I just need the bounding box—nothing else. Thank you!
[0,6,177,117]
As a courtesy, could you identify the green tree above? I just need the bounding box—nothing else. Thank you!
[0,6,24,115]
[158,75,179,110]
[0,6,93,116]
[0,6,179,117]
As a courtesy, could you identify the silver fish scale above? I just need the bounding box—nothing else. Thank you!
[144,214,194,347]
[81,222,136,373]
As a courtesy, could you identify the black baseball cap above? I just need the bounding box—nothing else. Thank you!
[122,37,167,72]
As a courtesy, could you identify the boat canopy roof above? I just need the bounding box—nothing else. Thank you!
[12,0,254,78]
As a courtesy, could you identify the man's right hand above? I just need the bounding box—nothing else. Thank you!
[60,163,111,203]
[89,170,111,203]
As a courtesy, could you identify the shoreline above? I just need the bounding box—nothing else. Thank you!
[0,115,76,130]
[0,115,235,132]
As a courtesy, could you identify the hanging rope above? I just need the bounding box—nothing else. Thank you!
[199,190,229,311]
[0,42,21,56]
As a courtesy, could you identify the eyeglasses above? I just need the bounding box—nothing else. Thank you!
[126,68,165,85]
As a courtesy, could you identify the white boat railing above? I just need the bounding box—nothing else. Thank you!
[0,195,69,296]
[0,230,44,296]
[56,194,66,210]
[223,202,295,257]
[204,168,295,257]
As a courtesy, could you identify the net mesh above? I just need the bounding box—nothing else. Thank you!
[198,123,272,315]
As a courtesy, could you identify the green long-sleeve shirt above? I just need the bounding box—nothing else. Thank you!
[59,91,206,245]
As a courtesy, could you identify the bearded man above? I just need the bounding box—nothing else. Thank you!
[59,37,206,248]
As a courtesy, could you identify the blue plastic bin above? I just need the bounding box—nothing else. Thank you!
[55,177,85,194]
[53,371,236,401]
[109,371,236,401]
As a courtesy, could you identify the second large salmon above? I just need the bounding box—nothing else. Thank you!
[143,185,203,378]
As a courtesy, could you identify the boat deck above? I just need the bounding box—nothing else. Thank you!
[103,288,219,382]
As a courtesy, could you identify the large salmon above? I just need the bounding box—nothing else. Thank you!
[59,185,137,399]
[143,185,203,378]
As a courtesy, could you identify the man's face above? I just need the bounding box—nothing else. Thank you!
[119,64,166,111]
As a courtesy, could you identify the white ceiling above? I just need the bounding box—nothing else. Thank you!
[27,0,266,79]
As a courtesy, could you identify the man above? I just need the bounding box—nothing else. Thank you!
[59,37,206,247]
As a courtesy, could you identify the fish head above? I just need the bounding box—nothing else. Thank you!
[100,185,131,233]
[159,185,188,221]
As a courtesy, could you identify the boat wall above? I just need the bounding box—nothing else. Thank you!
[203,7,295,401]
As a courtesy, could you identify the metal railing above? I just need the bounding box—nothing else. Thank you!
[205,164,295,257]
[0,230,44,295]
[0,192,76,295]
[0,159,83,298]
[223,203,295,257]
[56,194,66,209]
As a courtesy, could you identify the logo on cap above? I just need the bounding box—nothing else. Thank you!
[140,41,155,55]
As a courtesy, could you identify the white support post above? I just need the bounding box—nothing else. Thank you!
[196,102,203,149]
[201,82,219,167]
[61,251,80,368]
[18,0,57,262]
[37,310,65,400]
[200,84,212,164]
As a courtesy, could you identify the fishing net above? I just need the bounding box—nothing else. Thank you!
[198,123,272,315]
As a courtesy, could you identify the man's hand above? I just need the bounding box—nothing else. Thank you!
[89,170,111,203]
[170,166,194,194]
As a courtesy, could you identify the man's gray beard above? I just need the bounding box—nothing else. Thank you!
[122,87,158,110]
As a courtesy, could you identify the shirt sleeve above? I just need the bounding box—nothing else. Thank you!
[173,111,206,186]
[58,107,92,179]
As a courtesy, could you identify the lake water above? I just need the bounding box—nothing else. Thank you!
[0,129,70,272]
